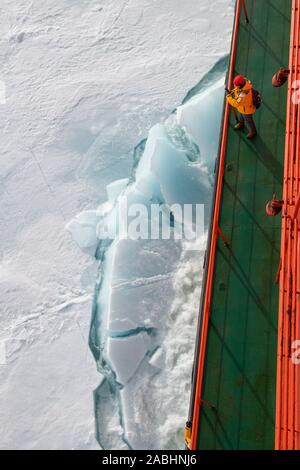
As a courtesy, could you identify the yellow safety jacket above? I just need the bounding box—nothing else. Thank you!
[184,422,192,449]
[226,80,256,115]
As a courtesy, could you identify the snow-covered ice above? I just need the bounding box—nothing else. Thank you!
[0,0,233,450]
[68,74,228,450]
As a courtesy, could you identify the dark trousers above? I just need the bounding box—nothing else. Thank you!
[239,113,257,133]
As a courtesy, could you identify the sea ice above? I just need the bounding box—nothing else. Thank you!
[107,333,151,385]
[68,66,228,449]
[0,0,233,451]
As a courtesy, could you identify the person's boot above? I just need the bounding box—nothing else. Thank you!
[234,121,244,131]
[246,120,257,140]
[247,130,257,140]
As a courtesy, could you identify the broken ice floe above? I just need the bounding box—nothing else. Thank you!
[67,65,226,449]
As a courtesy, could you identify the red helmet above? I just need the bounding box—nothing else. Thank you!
[233,75,246,87]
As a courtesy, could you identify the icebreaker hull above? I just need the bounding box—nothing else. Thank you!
[188,0,294,450]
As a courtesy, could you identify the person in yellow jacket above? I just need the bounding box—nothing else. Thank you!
[226,75,257,140]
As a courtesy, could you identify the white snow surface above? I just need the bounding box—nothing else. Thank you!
[0,0,233,450]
